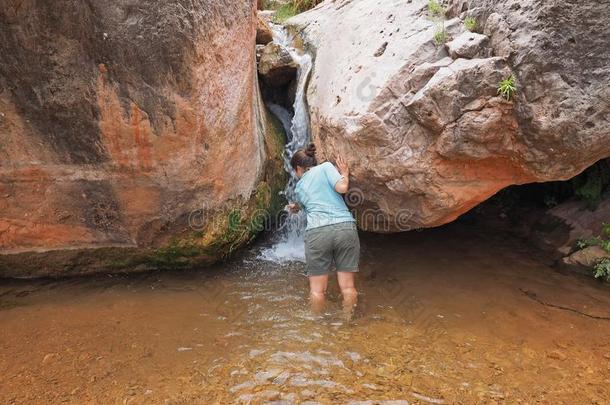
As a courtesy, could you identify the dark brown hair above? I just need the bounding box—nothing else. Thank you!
[290,143,318,171]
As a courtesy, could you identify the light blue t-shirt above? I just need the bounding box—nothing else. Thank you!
[295,161,355,230]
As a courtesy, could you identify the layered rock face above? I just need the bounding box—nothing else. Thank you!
[288,0,610,231]
[0,1,285,277]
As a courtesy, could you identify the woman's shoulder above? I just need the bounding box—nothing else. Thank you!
[306,161,331,178]
[317,161,333,170]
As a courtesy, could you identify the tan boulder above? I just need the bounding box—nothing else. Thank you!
[563,246,610,269]
[258,42,298,87]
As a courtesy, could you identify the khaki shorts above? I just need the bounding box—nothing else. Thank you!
[304,221,360,277]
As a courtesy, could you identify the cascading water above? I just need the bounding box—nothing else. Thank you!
[259,24,313,264]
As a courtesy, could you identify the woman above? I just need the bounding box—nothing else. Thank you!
[288,143,360,315]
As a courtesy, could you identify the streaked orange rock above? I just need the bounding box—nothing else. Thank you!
[0,1,285,277]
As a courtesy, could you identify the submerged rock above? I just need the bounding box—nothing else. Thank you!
[287,0,610,231]
[0,1,286,277]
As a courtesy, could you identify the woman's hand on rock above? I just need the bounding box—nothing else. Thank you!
[334,155,350,194]
[336,155,350,177]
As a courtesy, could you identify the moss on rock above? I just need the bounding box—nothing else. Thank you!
[112,100,288,272]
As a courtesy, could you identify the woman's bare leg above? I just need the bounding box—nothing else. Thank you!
[308,275,328,313]
[337,271,358,317]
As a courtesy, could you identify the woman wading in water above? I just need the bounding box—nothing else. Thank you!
[288,144,360,315]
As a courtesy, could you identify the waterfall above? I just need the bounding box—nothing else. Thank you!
[259,24,313,264]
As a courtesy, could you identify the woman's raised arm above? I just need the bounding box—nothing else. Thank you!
[334,155,350,194]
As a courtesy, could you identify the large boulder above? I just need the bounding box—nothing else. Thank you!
[288,0,610,231]
[0,1,285,277]
[258,42,298,87]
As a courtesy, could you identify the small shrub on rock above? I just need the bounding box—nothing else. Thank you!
[271,0,322,23]
[433,26,447,45]
[594,258,610,281]
[464,16,477,31]
[428,0,444,17]
[292,0,322,12]
[497,75,517,100]
[272,4,298,23]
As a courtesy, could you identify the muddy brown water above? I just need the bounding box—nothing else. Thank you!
[1,222,610,404]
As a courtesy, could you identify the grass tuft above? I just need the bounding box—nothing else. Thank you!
[268,0,323,23]
[292,0,323,12]
[272,3,298,23]
[464,16,477,31]
[433,26,447,45]
[428,0,444,17]
[497,75,517,101]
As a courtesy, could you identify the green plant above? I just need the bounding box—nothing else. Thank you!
[261,0,279,9]
[576,236,610,254]
[433,26,447,45]
[593,258,610,281]
[464,16,477,31]
[248,183,272,234]
[153,239,203,268]
[428,0,444,17]
[292,0,322,12]
[227,210,242,233]
[270,0,322,22]
[572,162,610,208]
[575,176,603,207]
[214,209,253,256]
[575,228,610,282]
[428,0,447,46]
[272,3,298,23]
[576,237,596,250]
[497,75,517,101]
[575,222,610,256]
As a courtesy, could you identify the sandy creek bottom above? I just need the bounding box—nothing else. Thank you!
[1,221,610,404]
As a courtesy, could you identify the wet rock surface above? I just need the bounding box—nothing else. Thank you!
[288,0,610,231]
[0,1,285,277]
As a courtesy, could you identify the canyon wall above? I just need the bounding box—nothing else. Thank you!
[0,0,285,277]
[288,0,610,231]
